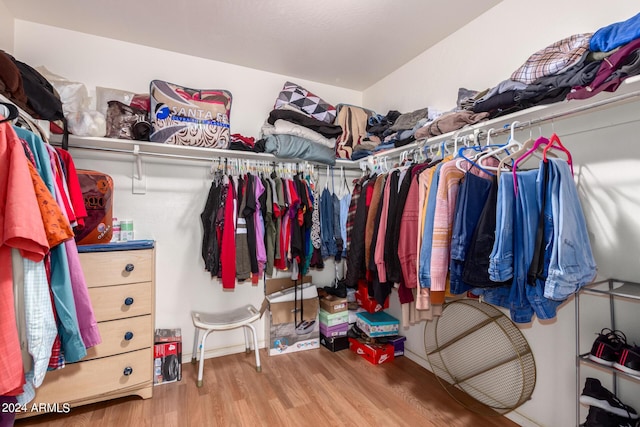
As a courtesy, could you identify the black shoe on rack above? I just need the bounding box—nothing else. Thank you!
[582,405,639,427]
[580,377,639,420]
[589,328,627,367]
[613,344,640,378]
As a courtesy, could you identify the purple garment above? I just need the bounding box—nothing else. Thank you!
[253,177,267,276]
[568,38,640,100]
[64,238,102,348]
[0,395,17,427]
[48,146,101,350]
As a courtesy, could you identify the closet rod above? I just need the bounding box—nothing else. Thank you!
[370,80,640,162]
[58,140,361,169]
[469,87,640,140]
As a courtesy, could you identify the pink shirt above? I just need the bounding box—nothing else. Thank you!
[374,173,393,282]
[430,158,496,292]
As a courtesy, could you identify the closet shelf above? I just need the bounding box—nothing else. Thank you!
[577,354,640,382]
[50,75,640,168]
[49,134,362,169]
[369,74,640,161]
[580,279,640,300]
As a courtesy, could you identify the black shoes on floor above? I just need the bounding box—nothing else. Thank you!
[580,378,639,426]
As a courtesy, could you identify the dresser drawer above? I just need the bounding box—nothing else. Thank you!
[80,249,153,287]
[89,282,152,322]
[33,348,152,405]
[85,315,152,360]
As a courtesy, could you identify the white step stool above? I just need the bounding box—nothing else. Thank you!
[191,304,261,387]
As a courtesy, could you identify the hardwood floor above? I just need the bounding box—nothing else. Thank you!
[16,348,520,427]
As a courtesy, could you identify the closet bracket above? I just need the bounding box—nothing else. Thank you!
[132,144,147,194]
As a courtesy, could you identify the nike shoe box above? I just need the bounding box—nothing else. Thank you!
[154,328,182,385]
[348,338,395,365]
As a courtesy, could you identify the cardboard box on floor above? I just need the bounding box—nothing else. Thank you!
[261,276,319,356]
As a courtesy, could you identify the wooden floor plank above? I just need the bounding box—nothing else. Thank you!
[16,348,520,426]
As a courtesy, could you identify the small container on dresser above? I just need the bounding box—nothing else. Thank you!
[21,241,156,417]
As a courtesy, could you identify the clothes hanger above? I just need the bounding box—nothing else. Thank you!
[339,166,350,197]
[511,135,551,195]
[455,144,504,175]
[0,102,19,123]
[325,166,330,190]
[543,133,574,174]
[475,128,522,171]
[496,123,560,181]
[452,131,462,155]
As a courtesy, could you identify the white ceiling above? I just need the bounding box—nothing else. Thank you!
[4,0,501,91]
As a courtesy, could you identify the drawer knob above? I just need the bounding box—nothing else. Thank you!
[123,366,133,376]
[124,297,135,306]
[125,263,135,273]
[124,331,134,341]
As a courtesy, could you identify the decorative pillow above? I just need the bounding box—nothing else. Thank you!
[150,80,232,149]
[274,81,336,124]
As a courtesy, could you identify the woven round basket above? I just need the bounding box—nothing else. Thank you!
[424,299,536,415]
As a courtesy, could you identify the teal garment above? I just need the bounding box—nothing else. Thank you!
[14,127,87,362]
[418,162,444,288]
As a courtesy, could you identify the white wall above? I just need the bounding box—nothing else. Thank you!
[0,0,14,52]
[364,2,640,426]
[13,20,362,139]
[11,20,363,361]
[364,1,640,113]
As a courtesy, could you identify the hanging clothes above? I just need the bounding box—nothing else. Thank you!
[264,176,277,276]
[253,175,267,282]
[200,179,222,275]
[320,185,336,258]
[0,122,49,396]
[15,126,87,364]
[221,176,237,289]
[235,176,252,282]
[448,172,493,295]
[345,175,371,287]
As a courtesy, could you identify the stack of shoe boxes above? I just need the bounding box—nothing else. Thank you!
[319,295,349,352]
[349,311,400,365]
[355,279,388,313]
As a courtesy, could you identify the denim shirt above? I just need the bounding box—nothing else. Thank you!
[544,159,597,299]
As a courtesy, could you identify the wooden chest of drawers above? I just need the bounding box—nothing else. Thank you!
[27,247,156,412]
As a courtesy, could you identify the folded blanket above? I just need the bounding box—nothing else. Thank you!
[264,134,336,165]
[389,107,429,131]
[415,111,489,139]
[268,108,342,138]
[261,119,336,149]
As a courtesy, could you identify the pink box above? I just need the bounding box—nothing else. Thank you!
[319,321,349,337]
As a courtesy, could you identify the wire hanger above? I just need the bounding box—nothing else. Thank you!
[339,166,350,197]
